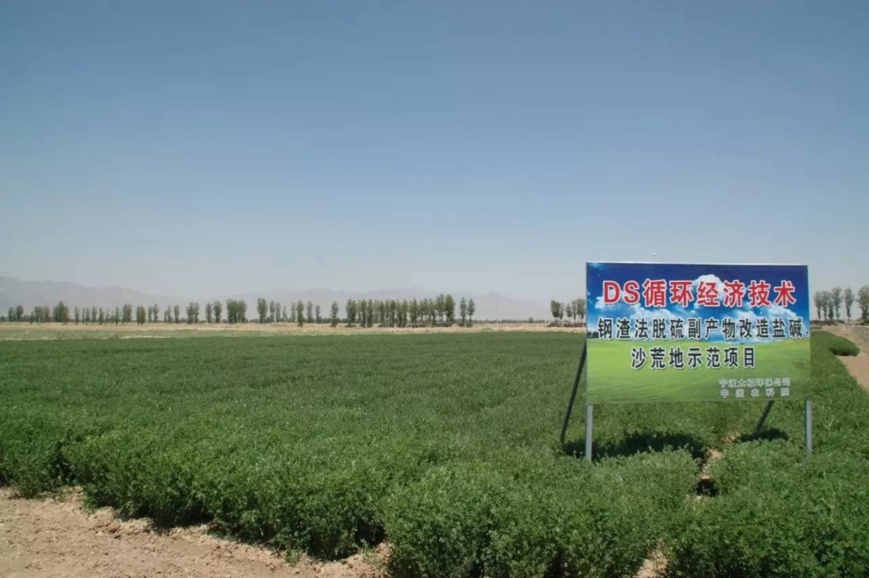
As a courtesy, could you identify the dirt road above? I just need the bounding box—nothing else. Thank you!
[828,325,869,391]
[0,321,584,341]
[0,488,382,578]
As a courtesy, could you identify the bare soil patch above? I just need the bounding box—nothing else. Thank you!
[827,326,869,391]
[635,549,668,578]
[0,488,384,578]
[837,354,869,392]
[829,324,869,349]
[0,322,584,341]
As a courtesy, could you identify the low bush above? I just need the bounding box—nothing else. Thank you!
[385,450,699,578]
[665,443,869,577]
[2,331,868,577]
[823,333,859,356]
[664,332,869,577]
[0,413,76,497]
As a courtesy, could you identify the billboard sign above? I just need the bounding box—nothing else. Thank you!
[586,263,810,404]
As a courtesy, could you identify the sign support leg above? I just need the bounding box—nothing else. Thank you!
[754,401,775,434]
[560,344,587,448]
[585,404,594,461]
[805,399,813,455]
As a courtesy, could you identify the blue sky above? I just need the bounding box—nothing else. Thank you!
[2,1,867,302]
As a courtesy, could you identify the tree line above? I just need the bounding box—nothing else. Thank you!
[549,298,587,325]
[2,294,478,327]
[340,295,475,328]
[814,287,869,323]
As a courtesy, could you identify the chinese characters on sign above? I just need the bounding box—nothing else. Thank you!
[600,278,797,309]
[599,316,804,340]
[603,279,797,308]
[586,263,811,404]
[717,377,792,400]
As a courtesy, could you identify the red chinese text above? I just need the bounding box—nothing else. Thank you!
[748,280,772,308]
[669,280,693,308]
[697,280,721,307]
[601,278,797,308]
[723,280,746,307]
[642,279,667,308]
[774,280,797,307]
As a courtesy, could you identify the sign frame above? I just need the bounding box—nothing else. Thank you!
[561,261,813,460]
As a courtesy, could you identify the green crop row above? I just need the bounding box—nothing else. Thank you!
[1,331,867,577]
[661,331,869,577]
[384,449,697,578]
[665,443,869,578]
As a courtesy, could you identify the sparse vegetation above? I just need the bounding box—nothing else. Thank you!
[812,286,869,325]
[844,287,854,322]
[225,300,247,324]
[330,301,339,327]
[2,292,490,330]
[548,297,586,326]
[860,286,869,324]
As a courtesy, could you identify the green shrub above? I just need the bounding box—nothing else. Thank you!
[385,451,699,578]
[0,414,73,497]
[665,444,869,577]
[664,333,869,578]
[817,331,860,356]
[2,331,869,575]
[384,464,499,578]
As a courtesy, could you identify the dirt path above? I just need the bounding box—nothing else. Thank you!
[837,352,869,392]
[0,488,383,578]
[0,322,585,341]
[827,326,869,392]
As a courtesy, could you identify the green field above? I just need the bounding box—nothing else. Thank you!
[589,339,811,403]
[1,331,868,577]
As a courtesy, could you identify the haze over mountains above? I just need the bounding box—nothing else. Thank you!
[0,277,552,321]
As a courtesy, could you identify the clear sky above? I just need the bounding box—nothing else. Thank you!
[2,1,867,303]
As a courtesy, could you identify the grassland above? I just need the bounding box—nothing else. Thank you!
[1,331,868,577]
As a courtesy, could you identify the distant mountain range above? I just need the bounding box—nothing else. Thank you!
[0,277,552,321]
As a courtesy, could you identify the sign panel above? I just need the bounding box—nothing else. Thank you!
[586,263,810,404]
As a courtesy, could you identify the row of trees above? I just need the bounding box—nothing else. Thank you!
[9,288,869,326]
[341,295,475,327]
[814,287,869,323]
[2,295,478,327]
[2,300,245,326]
[5,303,137,325]
[251,295,476,328]
[550,298,588,325]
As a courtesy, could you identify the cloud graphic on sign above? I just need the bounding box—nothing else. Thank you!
[732,309,764,343]
[594,294,617,311]
[768,304,798,319]
[687,275,802,318]
[690,274,726,311]
[628,304,682,323]
[732,306,806,342]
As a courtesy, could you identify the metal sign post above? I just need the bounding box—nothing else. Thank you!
[559,344,586,448]
[805,399,813,455]
[754,398,812,455]
[558,343,595,461]
[754,400,775,434]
